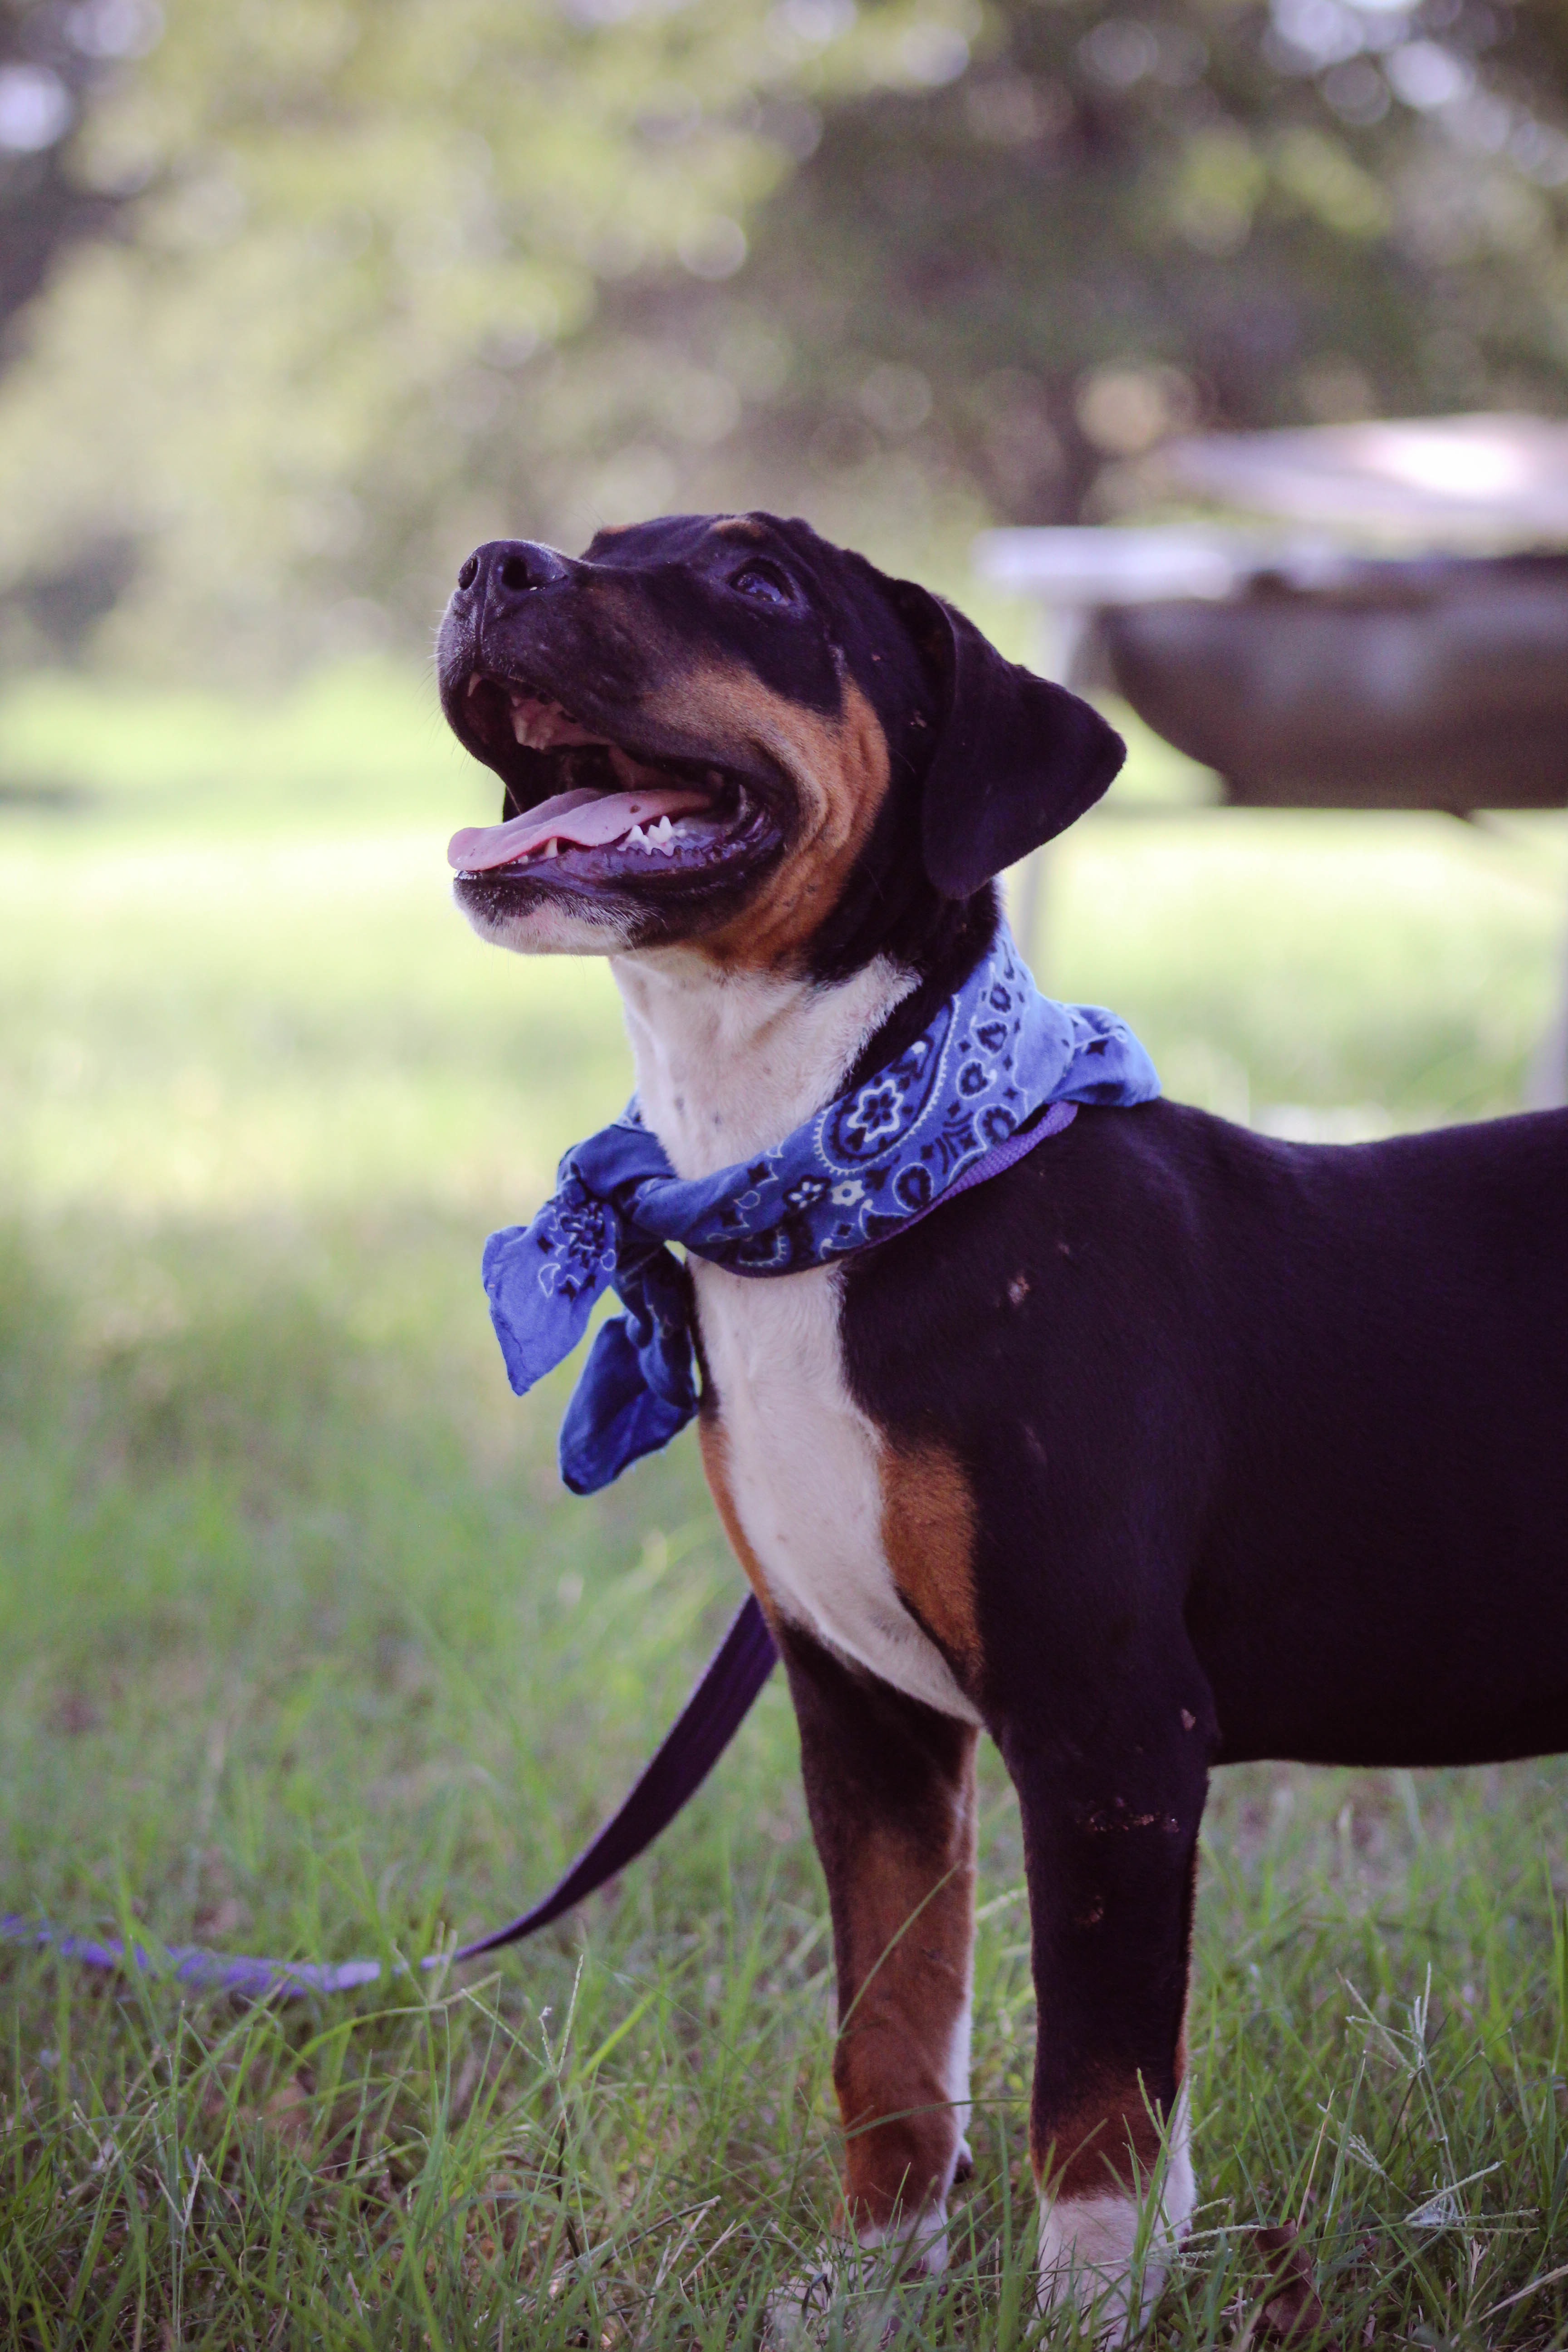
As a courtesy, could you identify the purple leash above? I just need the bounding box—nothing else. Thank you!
[0,1106,1075,2004]
[1,1597,777,2001]
[901,1098,1074,1225]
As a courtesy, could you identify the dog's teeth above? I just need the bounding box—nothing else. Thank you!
[543,838,559,858]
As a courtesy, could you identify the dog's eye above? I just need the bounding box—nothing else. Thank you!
[730,563,793,608]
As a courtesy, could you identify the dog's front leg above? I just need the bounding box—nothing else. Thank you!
[1000,1689,1209,2341]
[776,1618,978,2272]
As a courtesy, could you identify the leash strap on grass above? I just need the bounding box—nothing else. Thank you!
[1,1594,778,2002]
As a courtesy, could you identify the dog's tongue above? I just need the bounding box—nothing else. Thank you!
[449,784,711,872]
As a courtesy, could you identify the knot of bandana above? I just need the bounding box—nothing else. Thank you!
[483,924,1159,1494]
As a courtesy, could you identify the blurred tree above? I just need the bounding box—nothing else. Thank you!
[0,0,158,653]
[0,0,151,338]
[0,0,974,669]
[0,0,1564,672]
[700,0,1568,533]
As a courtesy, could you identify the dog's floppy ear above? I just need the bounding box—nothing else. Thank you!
[890,579,1125,900]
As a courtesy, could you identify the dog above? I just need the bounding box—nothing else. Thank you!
[435,511,1568,2334]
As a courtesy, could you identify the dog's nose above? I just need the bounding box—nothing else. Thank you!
[453,538,572,605]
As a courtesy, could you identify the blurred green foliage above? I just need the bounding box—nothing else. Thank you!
[0,0,979,668]
[0,0,1566,668]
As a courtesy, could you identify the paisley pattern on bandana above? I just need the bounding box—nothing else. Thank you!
[481,923,1159,1494]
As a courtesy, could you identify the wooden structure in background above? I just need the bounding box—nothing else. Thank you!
[975,415,1568,1102]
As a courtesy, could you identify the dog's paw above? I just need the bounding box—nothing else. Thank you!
[762,2217,948,2349]
[760,2257,855,2351]
[1037,2190,1167,2343]
[1036,2091,1194,2342]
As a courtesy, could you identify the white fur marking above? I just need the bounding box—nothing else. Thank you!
[454,880,632,959]
[614,947,982,1726]
[612,949,915,1179]
[855,2208,951,2274]
[1037,2088,1194,2342]
[945,1984,974,2164]
[695,1263,981,1721]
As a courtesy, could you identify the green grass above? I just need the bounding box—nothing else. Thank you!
[3,663,1568,2346]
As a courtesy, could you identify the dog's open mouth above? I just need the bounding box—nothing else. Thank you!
[447,677,778,894]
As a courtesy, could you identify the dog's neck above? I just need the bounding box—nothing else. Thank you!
[611,948,917,1182]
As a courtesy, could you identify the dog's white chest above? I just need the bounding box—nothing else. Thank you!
[694,1259,981,1725]
[612,947,978,1724]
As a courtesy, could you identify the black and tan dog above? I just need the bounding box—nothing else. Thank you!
[436,513,1568,2333]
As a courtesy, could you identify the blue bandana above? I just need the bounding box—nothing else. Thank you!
[483,924,1159,1494]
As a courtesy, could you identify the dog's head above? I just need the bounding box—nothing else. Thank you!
[438,512,1122,979]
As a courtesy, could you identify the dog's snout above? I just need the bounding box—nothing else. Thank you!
[452,538,573,608]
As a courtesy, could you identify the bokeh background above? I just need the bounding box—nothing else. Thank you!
[6,0,1568,666]
[3,4,1568,2345]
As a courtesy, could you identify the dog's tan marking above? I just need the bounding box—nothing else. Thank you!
[1034,2073,1166,2200]
[643,666,893,970]
[708,515,769,541]
[831,1741,978,2235]
[880,1442,981,1685]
